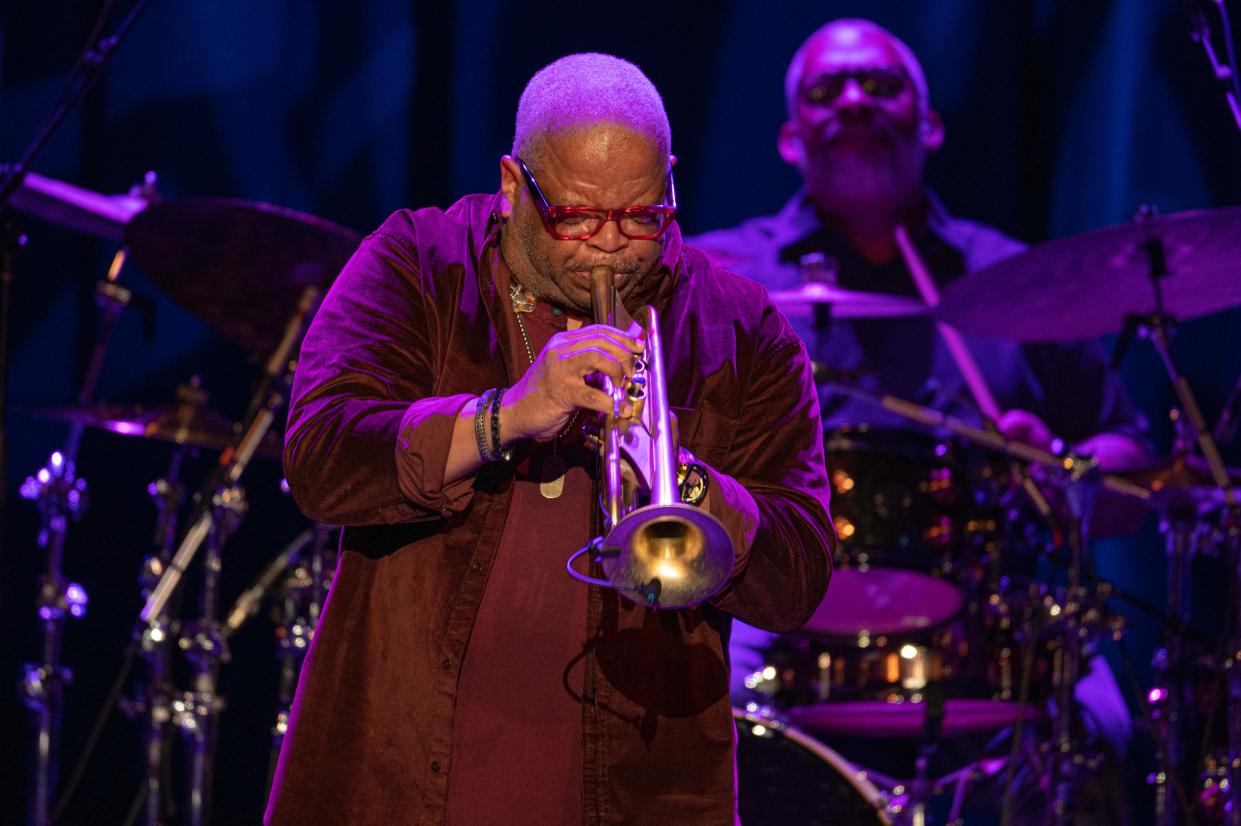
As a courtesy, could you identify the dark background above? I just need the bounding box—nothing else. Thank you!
[2,1,1240,823]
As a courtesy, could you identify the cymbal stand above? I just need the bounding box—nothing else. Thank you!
[1117,216,1241,825]
[18,453,87,826]
[173,485,246,826]
[131,285,319,826]
[269,524,333,780]
[134,446,187,826]
[1047,457,1099,826]
[18,249,138,826]
[1222,511,1241,826]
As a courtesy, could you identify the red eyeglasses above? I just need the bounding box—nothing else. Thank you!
[516,156,677,241]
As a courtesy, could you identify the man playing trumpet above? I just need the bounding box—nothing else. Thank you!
[266,52,832,825]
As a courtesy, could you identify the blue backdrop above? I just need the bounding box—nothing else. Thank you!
[3,1,1240,822]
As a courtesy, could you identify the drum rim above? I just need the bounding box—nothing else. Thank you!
[733,706,893,825]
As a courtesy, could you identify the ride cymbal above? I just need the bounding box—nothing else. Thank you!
[937,207,1241,341]
[124,198,360,354]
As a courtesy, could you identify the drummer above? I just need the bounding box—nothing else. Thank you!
[691,16,1150,824]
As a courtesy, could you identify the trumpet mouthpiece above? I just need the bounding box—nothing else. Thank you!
[590,265,616,327]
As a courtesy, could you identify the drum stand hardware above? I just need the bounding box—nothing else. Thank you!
[220,523,336,786]
[18,452,89,826]
[17,249,140,826]
[133,447,188,826]
[270,524,334,778]
[127,285,319,824]
[174,485,246,826]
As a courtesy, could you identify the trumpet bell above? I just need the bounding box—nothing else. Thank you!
[601,502,734,608]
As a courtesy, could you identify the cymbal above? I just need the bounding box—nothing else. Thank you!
[768,281,927,319]
[937,207,1241,341]
[28,398,282,460]
[123,198,360,354]
[1115,453,1241,513]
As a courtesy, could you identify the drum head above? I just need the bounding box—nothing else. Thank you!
[734,708,890,825]
[808,568,965,636]
[784,699,1044,738]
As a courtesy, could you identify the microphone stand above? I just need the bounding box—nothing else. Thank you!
[131,285,319,826]
[1185,0,1241,137]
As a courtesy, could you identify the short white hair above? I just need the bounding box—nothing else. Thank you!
[512,53,671,162]
[784,19,930,119]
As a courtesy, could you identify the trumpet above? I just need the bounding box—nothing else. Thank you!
[565,265,734,609]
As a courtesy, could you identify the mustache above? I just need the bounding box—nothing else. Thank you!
[569,260,641,275]
[822,118,894,146]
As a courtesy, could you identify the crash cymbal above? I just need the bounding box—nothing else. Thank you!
[937,207,1241,341]
[768,281,928,319]
[1116,453,1241,513]
[123,198,360,354]
[29,389,282,460]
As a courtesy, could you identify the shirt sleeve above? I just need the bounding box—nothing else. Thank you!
[705,310,835,634]
[1025,339,1151,450]
[283,227,477,527]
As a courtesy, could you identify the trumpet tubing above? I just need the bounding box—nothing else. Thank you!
[580,265,734,609]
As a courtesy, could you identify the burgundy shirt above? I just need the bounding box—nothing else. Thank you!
[446,276,593,824]
[266,193,834,825]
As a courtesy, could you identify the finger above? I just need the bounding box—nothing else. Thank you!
[561,324,643,354]
[567,383,622,418]
[556,336,638,378]
[559,346,631,387]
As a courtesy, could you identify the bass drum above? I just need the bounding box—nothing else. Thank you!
[734,708,890,825]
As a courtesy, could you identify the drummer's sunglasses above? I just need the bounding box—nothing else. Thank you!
[800,68,910,106]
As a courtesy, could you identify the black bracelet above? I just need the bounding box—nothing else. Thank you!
[489,386,512,462]
[474,388,497,461]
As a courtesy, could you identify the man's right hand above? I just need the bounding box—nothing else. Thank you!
[501,323,643,443]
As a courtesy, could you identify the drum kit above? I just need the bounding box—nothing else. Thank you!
[733,207,1241,825]
[8,170,357,826]
[5,167,1241,826]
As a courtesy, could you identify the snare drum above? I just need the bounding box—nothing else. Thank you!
[821,427,1001,636]
[742,427,1050,736]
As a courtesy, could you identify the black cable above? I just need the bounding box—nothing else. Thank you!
[49,639,138,824]
[120,762,151,826]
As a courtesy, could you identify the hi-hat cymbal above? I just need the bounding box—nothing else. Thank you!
[1115,453,1241,514]
[937,207,1241,341]
[123,198,361,354]
[768,281,928,319]
[28,397,282,459]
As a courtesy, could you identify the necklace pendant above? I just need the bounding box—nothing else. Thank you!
[539,454,566,499]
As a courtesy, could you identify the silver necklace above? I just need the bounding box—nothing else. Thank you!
[510,282,575,498]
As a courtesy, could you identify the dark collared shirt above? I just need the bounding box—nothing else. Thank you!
[690,190,1148,442]
[265,192,834,825]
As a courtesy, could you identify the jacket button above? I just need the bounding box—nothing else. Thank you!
[431,760,441,773]
[441,658,452,670]
[469,561,482,573]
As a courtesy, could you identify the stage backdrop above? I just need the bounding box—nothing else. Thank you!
[3,1,1240,822]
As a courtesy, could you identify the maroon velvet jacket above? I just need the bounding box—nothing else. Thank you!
[265,193,833,825]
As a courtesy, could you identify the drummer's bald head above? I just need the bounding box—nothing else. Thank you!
[785,19,930,119]
[512,53,672,164]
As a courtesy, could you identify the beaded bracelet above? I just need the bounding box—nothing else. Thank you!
[489,386,513,462]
